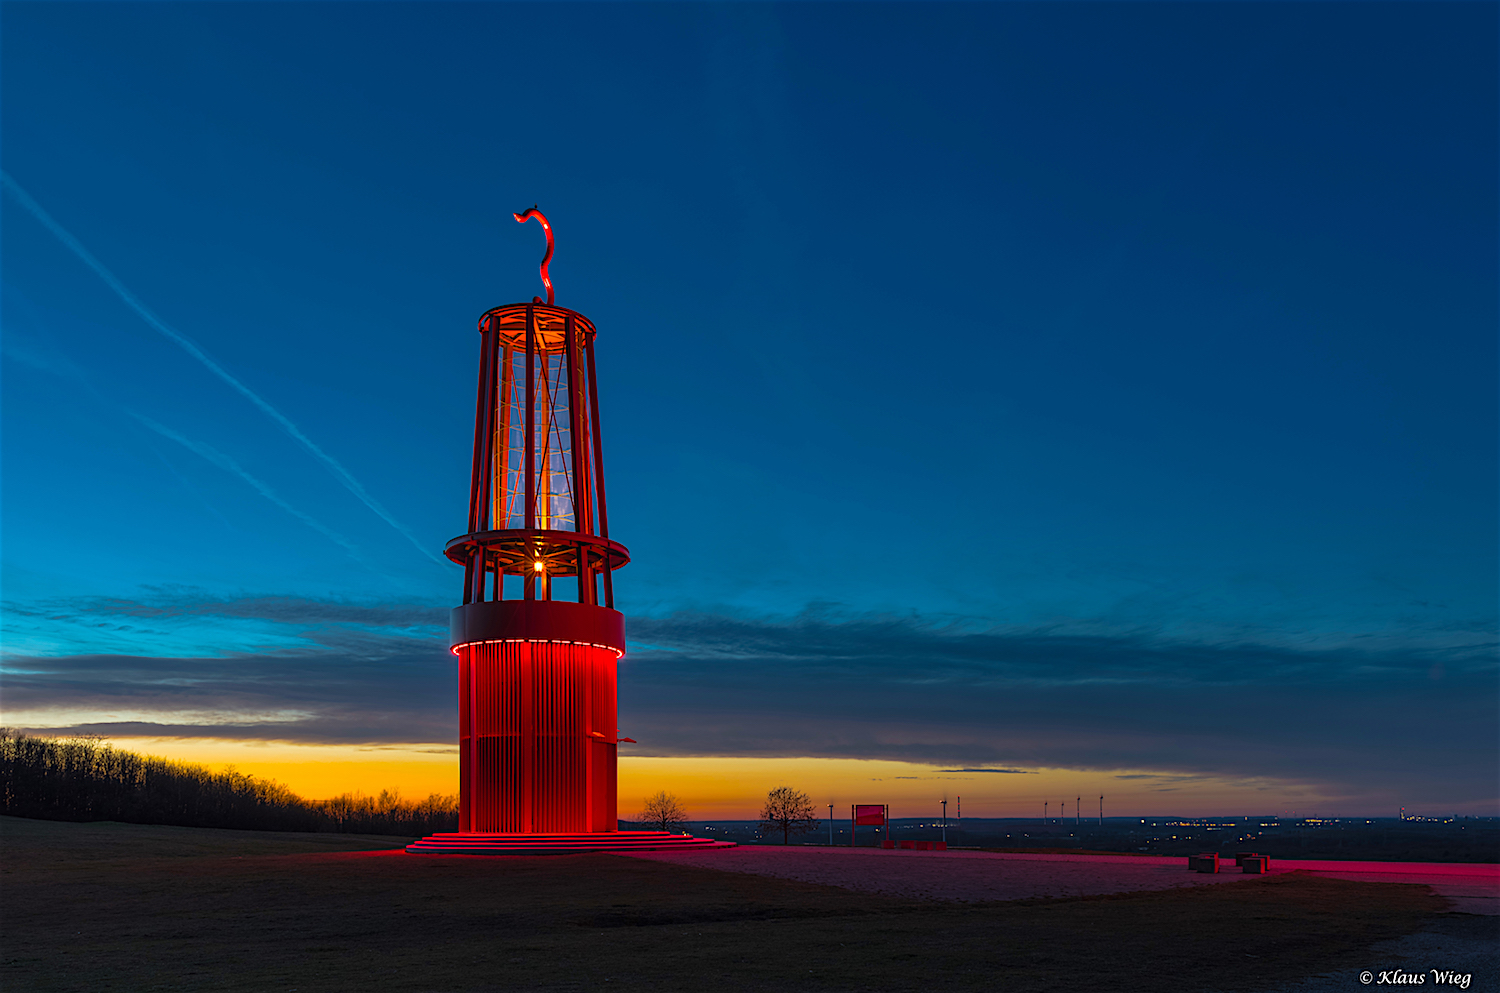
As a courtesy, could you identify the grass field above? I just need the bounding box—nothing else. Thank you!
[0,815,1454,992]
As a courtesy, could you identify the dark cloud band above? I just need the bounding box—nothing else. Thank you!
[5,598,1495,808]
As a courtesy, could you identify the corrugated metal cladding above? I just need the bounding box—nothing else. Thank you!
[458,640,618,834]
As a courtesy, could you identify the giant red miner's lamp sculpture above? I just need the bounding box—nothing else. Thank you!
[408,210,730,854]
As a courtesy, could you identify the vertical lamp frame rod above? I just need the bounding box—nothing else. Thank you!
[587,334,613,609]
[523,303,537,599]
[515,206,547,600]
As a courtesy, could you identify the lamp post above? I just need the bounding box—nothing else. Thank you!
[941,799,948,845]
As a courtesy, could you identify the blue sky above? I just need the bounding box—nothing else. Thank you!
[3,3,1494,814]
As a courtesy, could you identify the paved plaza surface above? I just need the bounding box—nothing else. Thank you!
[626,845,1500,914]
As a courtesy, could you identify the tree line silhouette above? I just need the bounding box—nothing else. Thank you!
[0,729,457,836]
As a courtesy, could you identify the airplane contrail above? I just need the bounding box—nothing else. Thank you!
[130,412,364,558]
[1,171,444,565]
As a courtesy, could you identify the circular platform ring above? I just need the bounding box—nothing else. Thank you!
[450,599,626,655]
[478,302,596,353]
[446,529,631,577]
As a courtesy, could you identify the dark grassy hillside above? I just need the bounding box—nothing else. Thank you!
[1,815,1460,993]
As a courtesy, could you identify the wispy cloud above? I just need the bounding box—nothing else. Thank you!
[3,631,454,745]
[938,768,1037,774]
[1,171,441,565]
[0,591,447,661]
[8,593,446,627]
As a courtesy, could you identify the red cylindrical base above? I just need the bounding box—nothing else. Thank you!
[458,640,618,833]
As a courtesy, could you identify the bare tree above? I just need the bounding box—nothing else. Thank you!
[639,790,688,832]
[759,786,818,845]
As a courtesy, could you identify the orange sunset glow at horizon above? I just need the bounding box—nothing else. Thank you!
[87,736,1387,819]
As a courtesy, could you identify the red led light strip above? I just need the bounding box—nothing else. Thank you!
[452,637,623,659]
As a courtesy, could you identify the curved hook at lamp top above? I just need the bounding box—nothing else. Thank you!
[513,206,555,305]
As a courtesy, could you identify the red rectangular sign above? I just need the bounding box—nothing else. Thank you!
[853,804,886,826]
